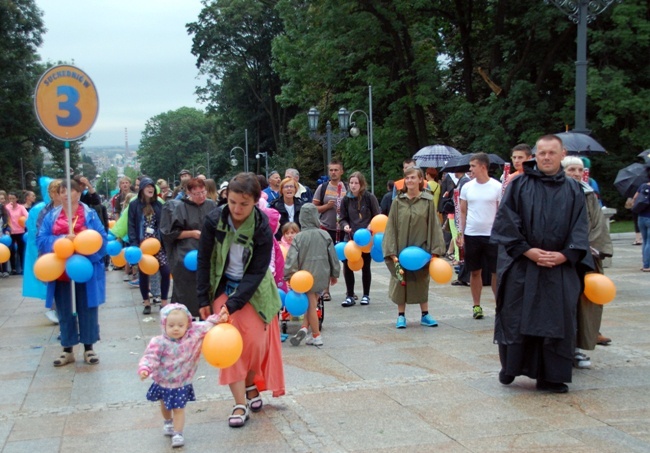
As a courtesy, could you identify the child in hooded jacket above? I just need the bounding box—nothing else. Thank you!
[138,303,221,448]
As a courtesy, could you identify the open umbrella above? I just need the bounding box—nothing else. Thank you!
[637,149,650,161]
[412,144,461,168]
[532,132,606,154]
[441,153,506,173]
[614,163,649,198]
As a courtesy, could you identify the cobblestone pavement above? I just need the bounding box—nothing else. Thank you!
[0,233,649,452]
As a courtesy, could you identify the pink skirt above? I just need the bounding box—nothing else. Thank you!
[213,294,285,397]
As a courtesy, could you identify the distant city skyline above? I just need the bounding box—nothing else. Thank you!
[36,1,206,147]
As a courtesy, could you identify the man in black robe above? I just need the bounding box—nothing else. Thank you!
[491,134,593,393]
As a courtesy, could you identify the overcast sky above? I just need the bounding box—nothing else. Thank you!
[36,0,206,148]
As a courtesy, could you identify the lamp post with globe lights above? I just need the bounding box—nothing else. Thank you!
[348,86,374,193]
[229,129,249,172]
[256,152,269,180]
[308,107,350,175]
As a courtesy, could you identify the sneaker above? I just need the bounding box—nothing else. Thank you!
[341,296,356,307]
[280,333,289,342]
[128,279,140,287]
[143,305,152,315]
[0,272,7,278]
[123,275,131,282]
[163,421,174,436]
[420,313,438,327]
[171,433,184,448]
[396,315,406,329]
[306,335,323,346]
[290,328,307,346]
[45,309,59,324]
[473,305,484,319]
[360,295,370,305]
[574,352,591,369]
[152,297,162,305]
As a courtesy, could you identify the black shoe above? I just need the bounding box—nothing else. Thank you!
[536,379,568,393]
[143,305,152,315]
[499,370,515,385]
[451,280,469,286]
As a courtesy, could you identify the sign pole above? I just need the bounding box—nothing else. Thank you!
[64,141,76,310]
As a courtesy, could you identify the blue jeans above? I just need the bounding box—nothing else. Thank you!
[639,216,650,269]
[54,281,100,347]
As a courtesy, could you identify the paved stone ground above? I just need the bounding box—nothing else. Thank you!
[0,233,649,452]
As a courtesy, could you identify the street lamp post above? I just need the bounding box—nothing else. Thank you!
[546,0,618,134]
[229,129,249,172]
[308,107,350,174]
[195,165,207,177]
[348,86,375,193]
[256,152,269,180]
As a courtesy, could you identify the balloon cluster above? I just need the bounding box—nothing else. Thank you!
[334,214,389,271]
[34,230,103,282]
[284,270,314,316]
[397,246,453,284]
[106,237,161,275]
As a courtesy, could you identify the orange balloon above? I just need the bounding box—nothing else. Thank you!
[584,273,616,305]
[369,214,388,234]
[53,238,75,259]
[140,237,161,255]
[429,257,453,284]
[138,254,160,275]
[73,229,103,255]
[344,241,362,262]
[34,253,66,282]
[0,243,10,264]
[202,324,243,368]
[359,237,374,253]
[111,249,127,267]
[18,216,27,227]
[290,270,314,293]
[108,220,116,228]
[347,258,364,271]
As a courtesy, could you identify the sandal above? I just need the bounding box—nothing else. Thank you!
[84,350,100,365]
[53,351,75,367]
[228,404,249,428]
[246,385,263,412]
[322,292,331,301]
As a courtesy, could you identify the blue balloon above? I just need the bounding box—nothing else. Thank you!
[284,290,308,316]
[278,288,287,308]
[22,232,28,243]
[184,250,198,271]
[372,233,384,250]
[124,246,143,265]
[0,235,11,247]
[107,233,116,241]
[398,246,431,271]
[106,240,123,257]
[353,228,372,247]
[65,254,94,282]
[334,241,347,261]
[370,246,384,263]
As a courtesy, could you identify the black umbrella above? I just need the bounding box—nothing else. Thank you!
[412,144,462,168]
[441,153,506,173]
[637,149,650,161]
[532,132,606,154]
[614,163,649,198]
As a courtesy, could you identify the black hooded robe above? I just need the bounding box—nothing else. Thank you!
[491,163,593,384]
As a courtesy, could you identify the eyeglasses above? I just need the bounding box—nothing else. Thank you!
[190,191,207,197]
[283,185,295,189]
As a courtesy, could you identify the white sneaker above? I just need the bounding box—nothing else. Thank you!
[290,328,308,346]
[163,421,174,436]
[171,433,184,448]
[306,335,323,346]
[574,351,591,369]
[45,309,59,324]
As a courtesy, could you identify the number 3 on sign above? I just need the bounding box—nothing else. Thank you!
[34,64,99,141]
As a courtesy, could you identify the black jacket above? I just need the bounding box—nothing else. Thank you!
[270,196,303,240]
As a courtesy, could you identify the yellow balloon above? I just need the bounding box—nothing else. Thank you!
[369,214,388,234]
[18,215,27,227]
[73,229,103,255]
[111,249,127,267]
[108,220,116,228]
[347,258,364,271]
[202,324,243,368]
[429,257,453,284]
[140,237,161,255]
[290,270,314,293]
[0,243,10,264]
[139,254,160,275]
[584,273,616,305]
[344,241,362,262]
[34,253,66,282]
[53,238,75,259]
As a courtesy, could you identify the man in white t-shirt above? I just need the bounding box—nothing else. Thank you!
[458,153,502,320]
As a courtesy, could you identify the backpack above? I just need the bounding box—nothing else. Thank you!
[632,184,650,214]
